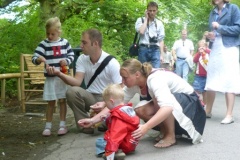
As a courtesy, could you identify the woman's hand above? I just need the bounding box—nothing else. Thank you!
[132,124,149,140]
[207,31,216,41]
[212,22,219,29]
[90,101,106,113]
[78,118,93,128]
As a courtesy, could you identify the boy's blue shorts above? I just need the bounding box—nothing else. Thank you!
[192,75,206,93]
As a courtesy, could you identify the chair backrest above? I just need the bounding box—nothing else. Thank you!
[21,54,45,84]
[20,54,47,112]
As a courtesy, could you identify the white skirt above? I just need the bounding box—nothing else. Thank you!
[205,36,240,93]
[43,76,69,101]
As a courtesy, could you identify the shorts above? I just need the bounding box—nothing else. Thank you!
[192,75,206,93]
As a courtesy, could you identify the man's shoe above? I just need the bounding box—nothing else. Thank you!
[81,128,94,134]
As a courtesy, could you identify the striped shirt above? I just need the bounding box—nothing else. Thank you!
[32,38,74,77]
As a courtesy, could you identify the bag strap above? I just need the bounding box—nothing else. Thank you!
[86,55,114,89]
[133,17,144,44]
[133,32,139,44]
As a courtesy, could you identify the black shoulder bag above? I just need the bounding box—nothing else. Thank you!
[129,17,144,57]
[86,55,114,89]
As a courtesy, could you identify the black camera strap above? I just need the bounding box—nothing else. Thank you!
[86,55,114,89]
[147,19,158,44]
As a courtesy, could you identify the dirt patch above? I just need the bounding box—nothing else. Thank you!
[0,98,73,160]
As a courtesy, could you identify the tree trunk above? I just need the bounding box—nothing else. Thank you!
[38,0,60,24]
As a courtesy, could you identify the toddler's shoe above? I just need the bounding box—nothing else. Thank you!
[57,126,68,136]
[115,152,126,160]
[42,128,51,136]
[102,152,126,160]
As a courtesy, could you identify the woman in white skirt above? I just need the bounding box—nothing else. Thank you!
[205,0,240,124]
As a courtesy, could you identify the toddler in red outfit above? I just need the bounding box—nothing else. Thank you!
[95,84,140,160]
[192,40,210,106]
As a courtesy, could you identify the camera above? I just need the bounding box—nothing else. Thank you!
[149,36,158,43]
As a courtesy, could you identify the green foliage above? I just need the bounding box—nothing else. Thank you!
[0,0,221,97]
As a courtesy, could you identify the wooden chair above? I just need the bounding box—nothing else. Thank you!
[20,54,47,112]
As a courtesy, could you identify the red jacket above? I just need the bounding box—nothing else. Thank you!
[104,104,140,153]
[193,49,210,77]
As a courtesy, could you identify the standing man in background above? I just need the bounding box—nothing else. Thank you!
[172,29,194,81]
[161,45,174,70]
[135,1,165,68]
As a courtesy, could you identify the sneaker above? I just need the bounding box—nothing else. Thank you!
[221,116,234,124]
[57,127,68,136]
[42,128,51,136]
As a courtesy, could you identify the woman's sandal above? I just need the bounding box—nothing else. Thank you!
[154,140,176,148]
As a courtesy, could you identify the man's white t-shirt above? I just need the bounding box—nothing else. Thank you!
[76,51,122,94]
[172,39,194,58]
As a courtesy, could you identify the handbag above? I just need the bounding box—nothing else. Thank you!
[129,17,144,57]
[129,32,140,57]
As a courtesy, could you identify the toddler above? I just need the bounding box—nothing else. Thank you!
[192,40,210,107]
[32,17,74,136]
[95,84,140,160]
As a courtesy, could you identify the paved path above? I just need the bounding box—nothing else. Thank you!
[28,93,240,160]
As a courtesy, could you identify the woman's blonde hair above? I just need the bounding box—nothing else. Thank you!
[102,84,124,101]
[45,17,61,32]
[121,59,152,78]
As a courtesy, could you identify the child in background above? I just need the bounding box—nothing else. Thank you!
[32,17,74,136]
[95,84,140,160]
[192,40,210,107]
[161,45,174,71]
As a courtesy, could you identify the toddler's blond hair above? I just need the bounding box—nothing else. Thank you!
[45,17,61,33]
[103,84,124,102]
